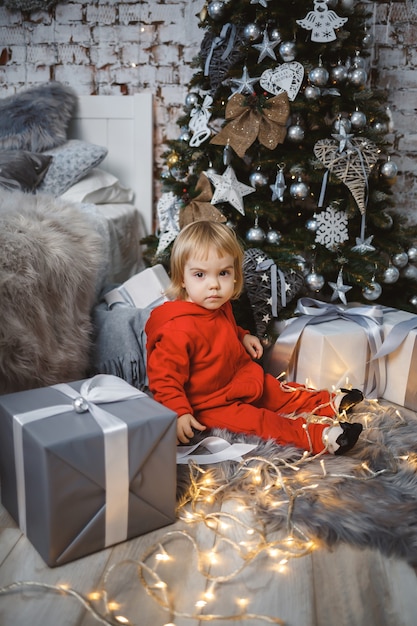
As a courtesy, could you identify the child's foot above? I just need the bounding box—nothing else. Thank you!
[323,421,363,455]
[339,388,364,414]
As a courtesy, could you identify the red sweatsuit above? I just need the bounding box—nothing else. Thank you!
[145,300,338,454]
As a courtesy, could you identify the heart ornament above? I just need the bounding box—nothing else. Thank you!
[314,138,379,214]
[260,62,304,101]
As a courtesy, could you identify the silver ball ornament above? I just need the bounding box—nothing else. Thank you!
[330,64,348,84]
[380,160,398,180]
[392,251,409,268]
[179,128,191,142]
[290,179,309,199]
[362,281,382,301]
[243,23,262,42]
[410,295,417,308]
[266,229,282,245]
[372,120,387,134]
[185,92,199,109]
[287,124,305,143]
[249,170,268,188]
[271,28,282,41]
[402,265,417,281]
[339,0,355,14]
[207,0,225,20]
[348,67,367,88]
[309,66,329,87]
[407,246,417,262]
[246,225,266,243]
[279,41,297,62]
[305,217,318,232]
[352,55,366,69]
[382,266,400,284]
[362,31,374,47]
[306,272,325,292]
[350,110,367,130]
[304,85,321,101]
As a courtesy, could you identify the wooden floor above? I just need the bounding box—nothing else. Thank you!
[1,422,417,626]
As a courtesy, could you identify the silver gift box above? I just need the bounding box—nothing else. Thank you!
[0,376,177,567]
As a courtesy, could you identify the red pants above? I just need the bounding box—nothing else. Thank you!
[196,374,337,454]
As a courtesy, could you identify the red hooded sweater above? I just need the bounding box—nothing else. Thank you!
[145,300,336,452]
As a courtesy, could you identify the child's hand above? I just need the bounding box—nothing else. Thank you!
[242,333,263,360]
[177,413,206,444]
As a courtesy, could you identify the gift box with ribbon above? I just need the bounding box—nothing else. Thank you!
[375,308,417,410]
[0,374,177,567]
[263,298,386,398]
[104,264,171,310]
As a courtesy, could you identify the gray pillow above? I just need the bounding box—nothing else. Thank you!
[38,140,108,196]
[0,150,52,192]
[0,82,78,152]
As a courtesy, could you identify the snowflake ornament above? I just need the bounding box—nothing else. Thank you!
[314,205,349,250]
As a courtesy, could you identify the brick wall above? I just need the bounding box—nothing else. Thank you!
[1,0,417,221]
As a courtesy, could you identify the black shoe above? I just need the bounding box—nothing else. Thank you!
[339,388,364,414]
[334,422,363,455]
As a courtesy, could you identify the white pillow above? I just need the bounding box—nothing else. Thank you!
[60,167,134,204]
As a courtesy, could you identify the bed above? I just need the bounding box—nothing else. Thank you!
[0,85,154,393]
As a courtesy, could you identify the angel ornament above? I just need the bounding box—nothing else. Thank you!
[296,0,348,43]
[189,94,213,147]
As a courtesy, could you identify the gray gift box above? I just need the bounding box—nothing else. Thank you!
[0,376,177,567]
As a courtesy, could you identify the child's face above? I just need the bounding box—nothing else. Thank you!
[182,246,235,310]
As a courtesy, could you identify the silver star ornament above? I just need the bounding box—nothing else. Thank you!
[252,29,280,63]
[207,165,256,215]
[229,66,260,96]
[328,269,352,305]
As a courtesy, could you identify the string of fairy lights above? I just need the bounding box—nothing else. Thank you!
[0,401,409,626]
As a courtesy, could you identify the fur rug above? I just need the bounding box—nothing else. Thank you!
[0,190,105,394]
[177,400,417,566]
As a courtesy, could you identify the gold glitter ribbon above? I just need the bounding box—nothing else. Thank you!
[180,172,226,227]
[210,92,290,158]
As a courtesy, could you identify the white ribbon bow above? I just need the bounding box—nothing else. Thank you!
[177,436,257,465]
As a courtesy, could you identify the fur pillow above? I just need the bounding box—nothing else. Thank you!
[0,82,78,152]
[0,190,106,394]
[0,149,52,192]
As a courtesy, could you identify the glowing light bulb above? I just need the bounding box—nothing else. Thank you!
[115,616,130,624]
[108,601,121,611]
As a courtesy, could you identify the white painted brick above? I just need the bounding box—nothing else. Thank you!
[86,4,116,25]
[54,63,95,88]
[5,45,27,64]
[55,3,83,22]
[0,26,26,45]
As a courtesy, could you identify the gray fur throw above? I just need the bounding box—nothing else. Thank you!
[0,82,77,152]
[177,401,417,566]
[0,190,105,393]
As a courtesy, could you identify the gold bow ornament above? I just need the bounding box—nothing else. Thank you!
[180,172,227,228]
[210,92,290,159]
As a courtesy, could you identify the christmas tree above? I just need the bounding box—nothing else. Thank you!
[145,0,417,340]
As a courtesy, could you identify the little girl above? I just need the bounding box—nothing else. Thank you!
[145,221,363,455]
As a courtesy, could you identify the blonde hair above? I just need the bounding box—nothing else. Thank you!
[168,220,244,300]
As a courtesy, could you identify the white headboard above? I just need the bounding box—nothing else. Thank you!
[67,93,154,235]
